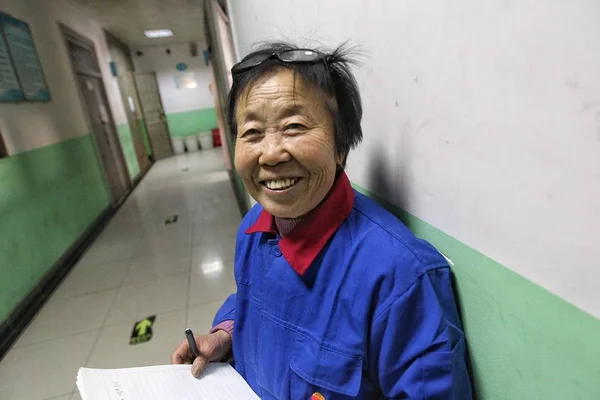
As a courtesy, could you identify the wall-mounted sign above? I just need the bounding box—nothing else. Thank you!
[109,61,118,77]
[0,12,50,102]
[176,62,188,71]
[0,25,22,102]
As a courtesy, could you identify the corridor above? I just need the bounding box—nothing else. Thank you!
[0,149,240,400]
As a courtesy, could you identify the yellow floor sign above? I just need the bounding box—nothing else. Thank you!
[130,315,156,345]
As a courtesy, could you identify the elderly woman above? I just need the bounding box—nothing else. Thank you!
[172,42,472,399]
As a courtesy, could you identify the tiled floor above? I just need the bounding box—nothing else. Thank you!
[0,149,241,400]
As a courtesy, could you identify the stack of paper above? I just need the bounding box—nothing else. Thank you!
[76,363,260,400]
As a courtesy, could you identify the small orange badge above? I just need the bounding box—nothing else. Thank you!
[311,393,325,400]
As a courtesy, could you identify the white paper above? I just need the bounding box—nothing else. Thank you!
[77,363,259,400]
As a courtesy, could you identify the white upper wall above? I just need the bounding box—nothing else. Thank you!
[228,0,600,318]
[132,43,214,115]
[0,0,129,153]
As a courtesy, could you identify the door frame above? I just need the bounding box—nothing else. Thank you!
[105,30,152,173]
[132,71,174,159]
[203,0,250,215]
[59,24,131,205]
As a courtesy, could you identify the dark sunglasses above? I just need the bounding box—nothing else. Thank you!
[231,49,328,74]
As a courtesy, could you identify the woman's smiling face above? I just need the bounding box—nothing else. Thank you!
[234,69,342,218]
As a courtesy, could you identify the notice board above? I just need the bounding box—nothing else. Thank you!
[0,12,50,102]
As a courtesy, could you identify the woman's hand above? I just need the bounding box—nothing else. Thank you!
[171,330,232,377]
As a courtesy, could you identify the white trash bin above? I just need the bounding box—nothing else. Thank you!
[184,136,199,152]
[198,131,214,149]
[172,138,185,154]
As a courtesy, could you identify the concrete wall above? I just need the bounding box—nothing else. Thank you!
[226,0,600,398]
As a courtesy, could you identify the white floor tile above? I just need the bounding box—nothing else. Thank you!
[142,213,195,234]
[104,273,189,326]
[93,222,145,247]
[51,260,130,299]
[195,203,242,226]
[16,289,116,347]
[44,394,73,400]
[135,237,192,259]
[0,331,98,400]
[138,223,194,246]
[87,309,186,369]
[76,237,140,268]
[186,301,226,335]
[191,228,237,266]
[122,250,192,286]
[188,258,237,308]
[134,210,195,231]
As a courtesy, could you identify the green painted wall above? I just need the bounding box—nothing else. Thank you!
[0,135,111,323]
[166,107,218,137]
[137,118,152,157]
[352,184,600,399]
[116,123,140,179]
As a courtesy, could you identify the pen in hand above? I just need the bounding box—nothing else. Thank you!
[185,328,200,360]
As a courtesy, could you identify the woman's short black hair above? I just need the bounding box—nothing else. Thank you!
[226,41,363,167]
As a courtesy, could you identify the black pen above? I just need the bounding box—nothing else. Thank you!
[185,328,200,359]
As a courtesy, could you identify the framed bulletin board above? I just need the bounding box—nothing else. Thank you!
[0,12,50,102]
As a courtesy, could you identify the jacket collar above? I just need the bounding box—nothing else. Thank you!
[245,171,355,276]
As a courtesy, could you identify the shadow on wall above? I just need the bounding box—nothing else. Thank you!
[366,145,408,218]
[365,146,478,398]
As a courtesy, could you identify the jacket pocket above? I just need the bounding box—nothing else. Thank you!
[421,337,472,399]
[256,311,297,399]
[290,333,364,399]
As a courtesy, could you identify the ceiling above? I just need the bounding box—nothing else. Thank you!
[65,0,205,48]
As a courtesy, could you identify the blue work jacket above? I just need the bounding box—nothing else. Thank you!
[213,172,472,399]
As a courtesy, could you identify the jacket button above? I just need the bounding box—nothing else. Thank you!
[273,246,282,257]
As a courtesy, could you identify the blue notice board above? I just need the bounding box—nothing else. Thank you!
[0,18,22,101]
[0,12,50,102]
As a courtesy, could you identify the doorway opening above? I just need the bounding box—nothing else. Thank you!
[132,72,174,161]
[61,25,130,206]
[105,31,153,174]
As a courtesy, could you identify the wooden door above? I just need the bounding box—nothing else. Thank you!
[77,74,129,203]
[63,26,131,205]
[133,72,173,160]
[118,72,150,173]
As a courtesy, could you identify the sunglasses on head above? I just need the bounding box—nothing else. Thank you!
[231,49,328,74]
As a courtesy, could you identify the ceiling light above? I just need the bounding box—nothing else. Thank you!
[144,29,173,38]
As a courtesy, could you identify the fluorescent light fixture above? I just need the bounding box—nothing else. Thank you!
[144,29,173,38]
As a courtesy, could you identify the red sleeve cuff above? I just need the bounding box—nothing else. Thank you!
[210,320,234,340]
